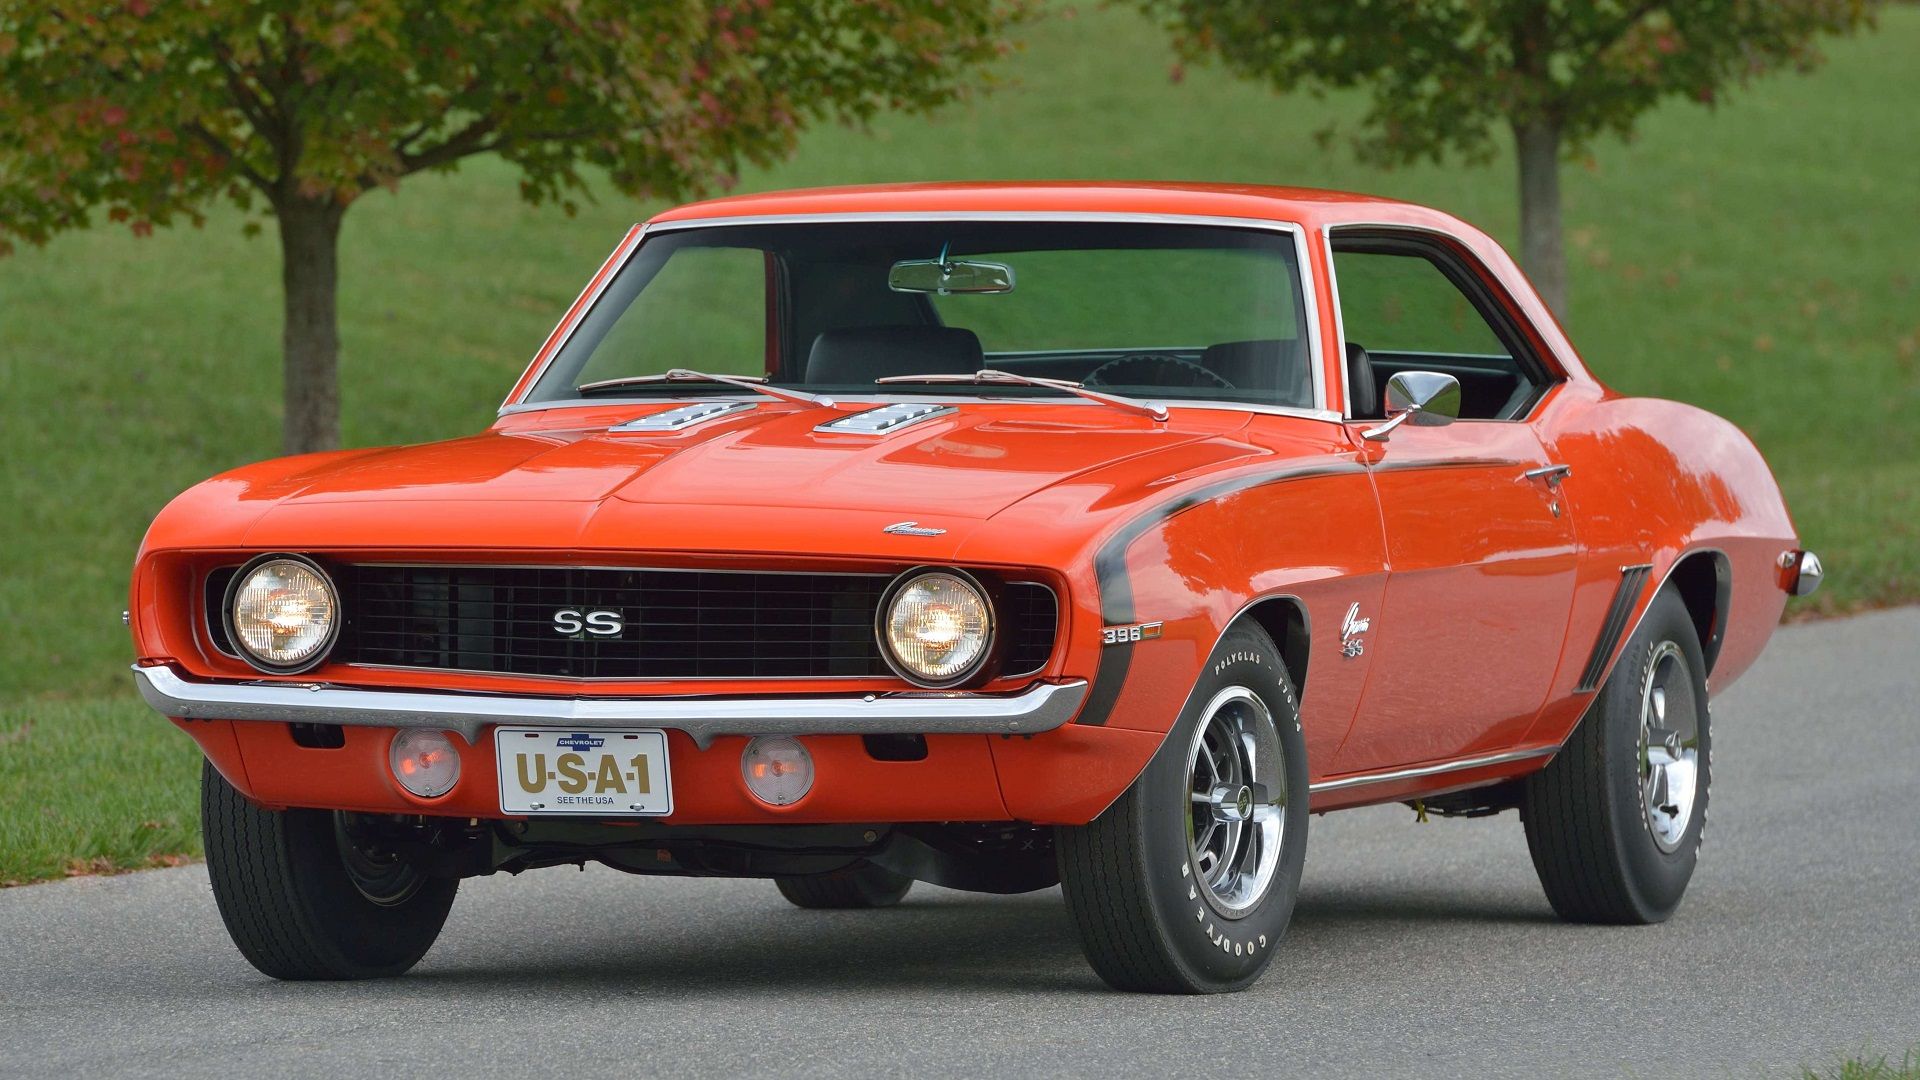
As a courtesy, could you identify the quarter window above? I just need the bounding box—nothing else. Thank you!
[1332,244,1541,420]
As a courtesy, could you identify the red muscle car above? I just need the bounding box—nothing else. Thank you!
[130,182,1821,993]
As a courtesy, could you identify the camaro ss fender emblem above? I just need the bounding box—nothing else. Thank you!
[553,608,625,637]
[1340,602,1372,658]
[1103,621,1164,646]
[883,520,946,537]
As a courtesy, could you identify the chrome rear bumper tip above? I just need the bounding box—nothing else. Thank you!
[1787,549,1823,597]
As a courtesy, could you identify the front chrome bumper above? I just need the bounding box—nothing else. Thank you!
[132,664,1088,746]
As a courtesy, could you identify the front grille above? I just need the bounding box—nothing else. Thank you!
[295,564,1057,682]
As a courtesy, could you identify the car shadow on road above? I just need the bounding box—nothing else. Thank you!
[1292,884,1559,931]
[377,881,1557,998]
[412,889,1106,996]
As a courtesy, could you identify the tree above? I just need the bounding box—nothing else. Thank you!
[1137,1,1878,317]
[0,1,1029,453]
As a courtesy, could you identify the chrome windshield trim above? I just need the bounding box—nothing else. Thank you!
[133,664,1088,748]
[1307,746,1556,793]
[645,210,1308,230]
[504,211,1325,415]
[503,223,648,414]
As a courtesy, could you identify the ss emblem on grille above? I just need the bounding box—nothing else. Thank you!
[553,609,624,637]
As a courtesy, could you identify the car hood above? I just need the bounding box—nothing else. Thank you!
[200,401,1256,555]
[259,402,1237,515]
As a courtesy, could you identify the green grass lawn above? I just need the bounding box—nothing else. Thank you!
[1,3,1915,884]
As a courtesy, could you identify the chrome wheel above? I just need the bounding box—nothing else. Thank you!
[1185,686,1286,916]
[1638,640,1701,853]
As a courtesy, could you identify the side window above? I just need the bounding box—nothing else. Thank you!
[1332,246,1537,420]
[572,246,766,386]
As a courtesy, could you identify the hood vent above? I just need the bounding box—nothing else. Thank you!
[610,401,755,432]
[816,402,954,435]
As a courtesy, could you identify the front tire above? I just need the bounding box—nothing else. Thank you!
[1521,588,1712,923]
[201,761,458,979]
[1057,623,1309,993]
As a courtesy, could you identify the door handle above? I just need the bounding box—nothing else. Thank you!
[1521,464,1572,488]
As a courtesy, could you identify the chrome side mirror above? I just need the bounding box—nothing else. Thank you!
[1362,370,1461,442]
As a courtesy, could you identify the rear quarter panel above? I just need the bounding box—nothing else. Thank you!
[1529,386,1797,747]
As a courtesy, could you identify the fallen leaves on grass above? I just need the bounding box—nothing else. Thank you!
[4,852,200,888]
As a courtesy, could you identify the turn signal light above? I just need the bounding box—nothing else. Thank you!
[390,729,460,798]
[741,736,814,806]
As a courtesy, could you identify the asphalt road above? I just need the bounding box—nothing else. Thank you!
[3,608,1916,1079]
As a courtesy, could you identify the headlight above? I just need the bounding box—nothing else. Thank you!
[225,554,339,673]
[878,568,994,687]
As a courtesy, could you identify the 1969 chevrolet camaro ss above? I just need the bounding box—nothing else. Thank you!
[130,182,1821,993]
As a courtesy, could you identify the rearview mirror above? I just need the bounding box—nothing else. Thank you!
[888,252,1015,295]
[1363,370,1460,442]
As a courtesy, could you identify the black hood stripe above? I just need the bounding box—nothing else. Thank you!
[1077,458,1366,726]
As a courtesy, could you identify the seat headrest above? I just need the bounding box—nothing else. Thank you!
[1344,341,1379,419]
[1198,339,1311,407]
[806,325,984,385]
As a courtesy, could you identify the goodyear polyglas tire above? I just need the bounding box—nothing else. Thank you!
[201,761,457,979]
[1520,587,1712,923]
[1057,622,1308,993]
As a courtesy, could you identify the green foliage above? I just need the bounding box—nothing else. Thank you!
[1136,0,1881,165]
[0,0,1031,240]
[1801,1049,1920,1080]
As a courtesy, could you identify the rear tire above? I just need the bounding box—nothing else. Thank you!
[201,761,458,979]
[774,861,913,909]
[1521,588,1711,923]
[1056,623,1309,993]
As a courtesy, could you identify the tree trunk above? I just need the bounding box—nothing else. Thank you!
[1513,118,1568,320]
[275,199,345,455]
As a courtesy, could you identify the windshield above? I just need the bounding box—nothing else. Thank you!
[525,220,1316,410]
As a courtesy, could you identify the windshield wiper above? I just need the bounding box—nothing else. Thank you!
[576,368,835,409]
[873,369,1167,422]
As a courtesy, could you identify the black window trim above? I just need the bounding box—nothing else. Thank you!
[1326,226,1562,422]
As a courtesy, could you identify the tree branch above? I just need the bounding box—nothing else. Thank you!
[181,122,273,194]
[400,114,499,172]
[206,39,283,144]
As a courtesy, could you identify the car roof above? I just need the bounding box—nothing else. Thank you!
[645,181,1463,233]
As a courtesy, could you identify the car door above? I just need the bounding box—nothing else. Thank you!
[1325,231,1579,774]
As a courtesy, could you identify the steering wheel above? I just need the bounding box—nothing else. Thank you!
[1083,353,1234,391]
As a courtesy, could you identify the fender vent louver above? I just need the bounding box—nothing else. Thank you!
[1576,564,1653,692]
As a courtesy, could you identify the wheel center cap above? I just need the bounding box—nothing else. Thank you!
[1235,785,1253,820]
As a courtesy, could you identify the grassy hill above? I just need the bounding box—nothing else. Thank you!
[1,3,1915,881]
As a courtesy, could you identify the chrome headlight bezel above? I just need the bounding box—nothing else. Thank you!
[875,566,997,689]
[222,553,341,675]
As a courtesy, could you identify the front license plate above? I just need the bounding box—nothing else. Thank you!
[494,728,673,816]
